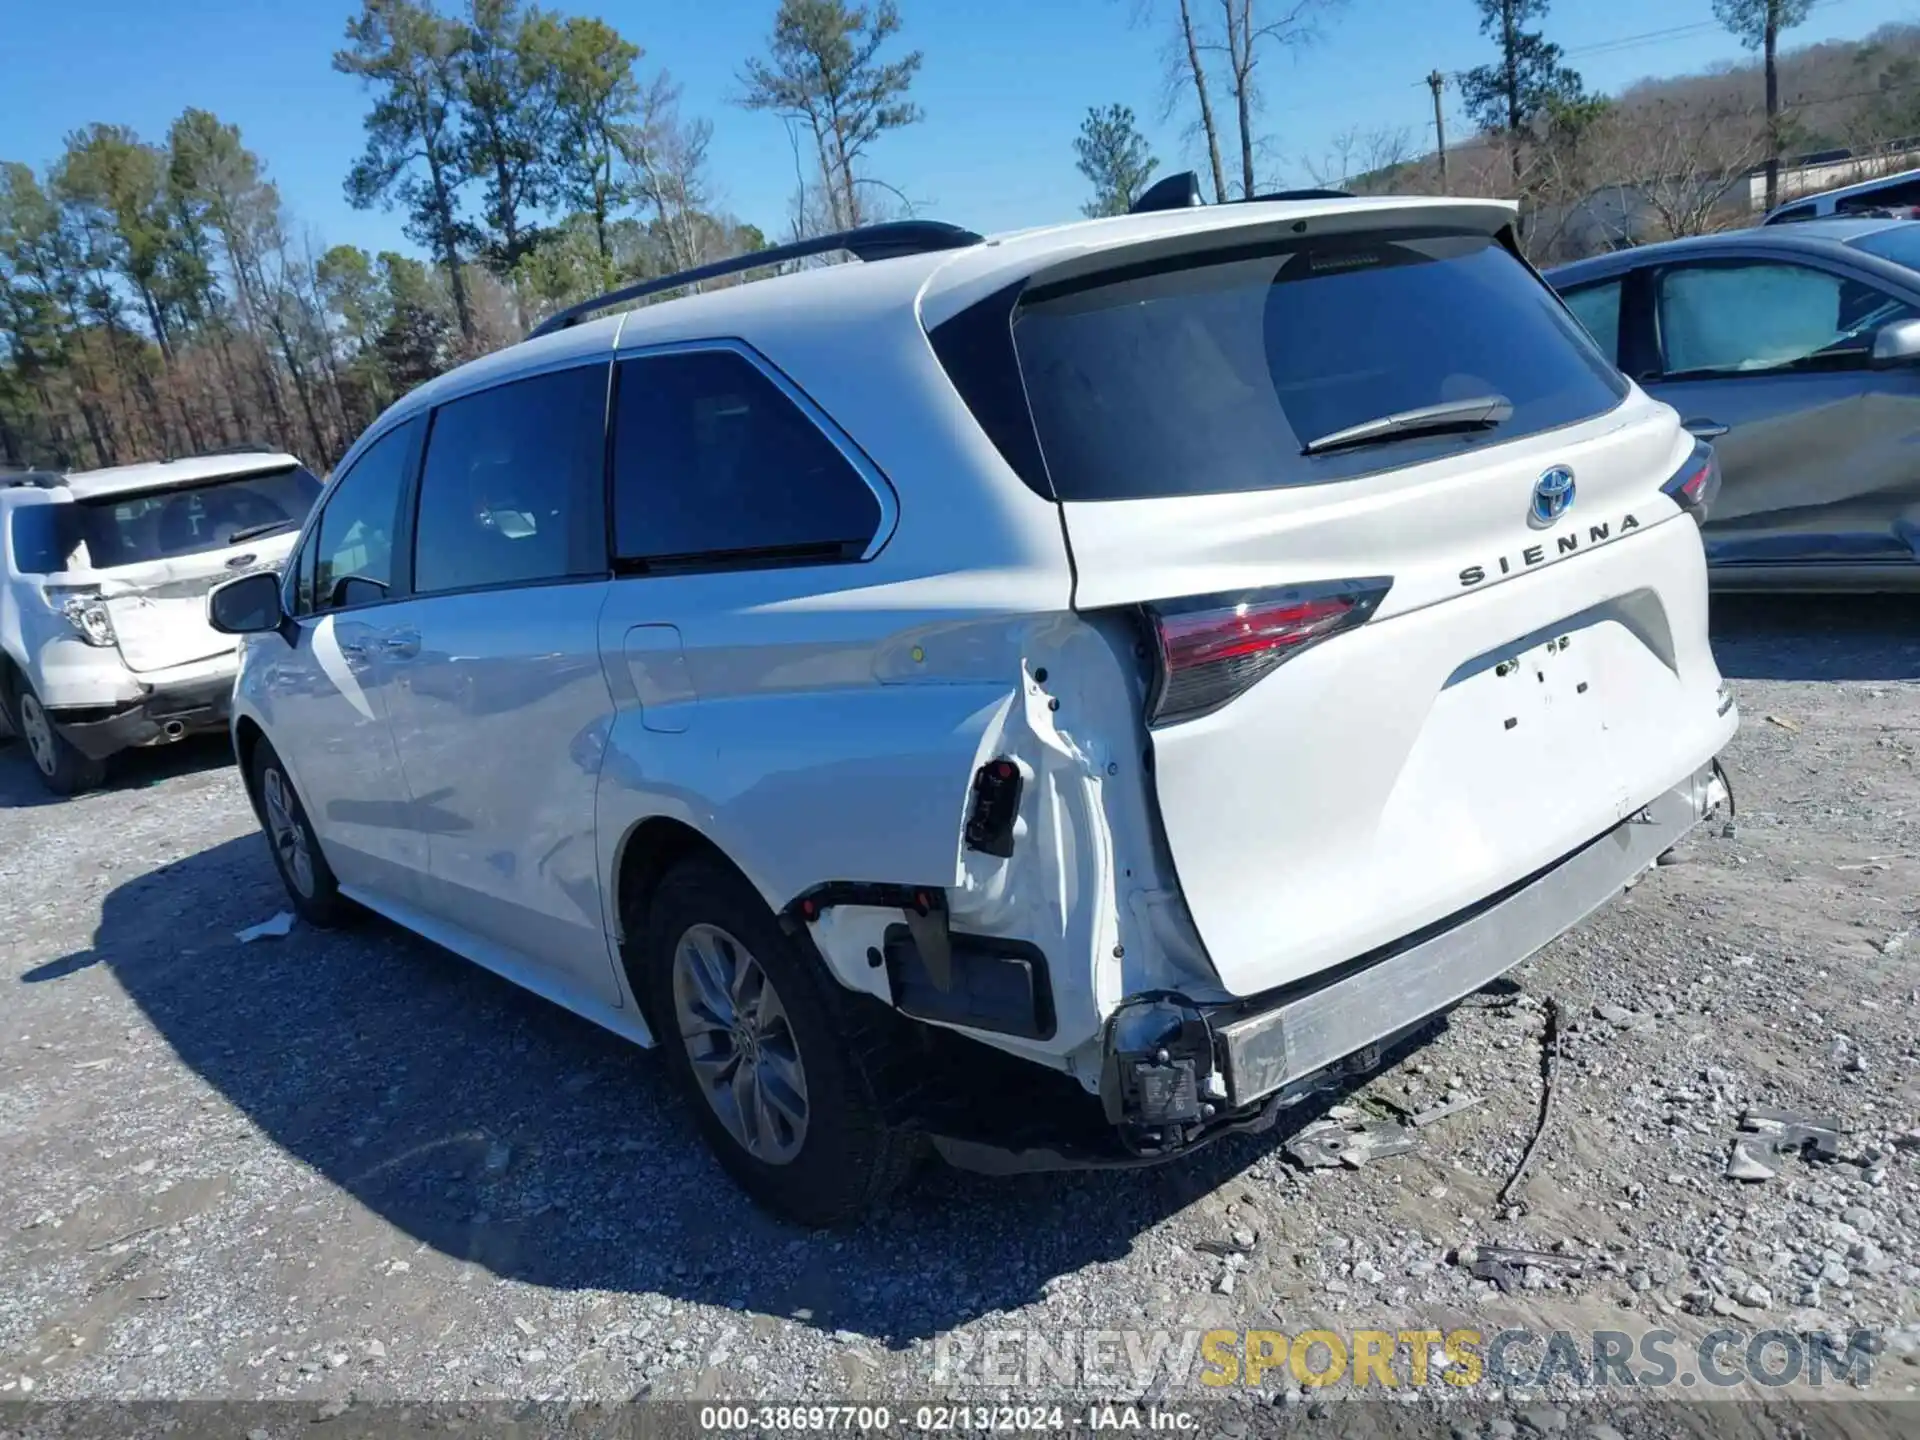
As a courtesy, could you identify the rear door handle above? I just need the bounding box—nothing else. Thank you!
[381,630,421,659]
[338,638,368,659]
[1683,417,1730,440]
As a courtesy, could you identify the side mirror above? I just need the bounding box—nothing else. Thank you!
[208,570,285,635]
[1872,317,1920,367]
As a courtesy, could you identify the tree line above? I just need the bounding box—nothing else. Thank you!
[0,0,918,473]
[1074,0,1903,257]
[4,0,1912,473]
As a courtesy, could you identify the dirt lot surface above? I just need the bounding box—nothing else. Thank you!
[1,596,1917,1423]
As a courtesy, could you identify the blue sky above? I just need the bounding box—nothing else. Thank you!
[3,0,1916,258]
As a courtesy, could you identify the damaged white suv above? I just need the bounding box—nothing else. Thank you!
[2,451,319,793]
[209,194,1736,1225]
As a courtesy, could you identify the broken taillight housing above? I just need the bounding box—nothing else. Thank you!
[46,585,116,648]
[1662,440,1721,523]
[1143,578,1392,726]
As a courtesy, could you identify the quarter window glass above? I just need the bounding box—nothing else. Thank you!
[314,422,413,611]
[8,503,80,575]
[1562,280,1623,365]
[412,364,608,594]
[610,349,882,563]
[1657,263,1916,376]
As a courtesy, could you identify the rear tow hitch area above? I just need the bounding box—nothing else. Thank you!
[1099,996,1221,1157]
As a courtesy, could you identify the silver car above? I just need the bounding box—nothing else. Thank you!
[1548,219,1920,590]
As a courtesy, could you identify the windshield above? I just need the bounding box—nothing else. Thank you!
[73,464,322,569]
[1010,231,1627,501]
[1846,223,1920,272]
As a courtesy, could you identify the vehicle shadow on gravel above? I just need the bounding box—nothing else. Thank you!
[1709,592,1920,681]
[44,833,1330,1347]
[0,732,235,810]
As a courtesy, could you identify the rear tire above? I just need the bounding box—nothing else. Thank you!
[6,679,106,796]
[645,857,916,1227]
[249,740,346,928]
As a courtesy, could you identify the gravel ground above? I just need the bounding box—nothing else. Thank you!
[1,595,1917,1420]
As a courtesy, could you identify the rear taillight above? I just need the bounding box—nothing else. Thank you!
[1144,578,1392,726]
[45,585,116,647]
[1662,441,1721,522]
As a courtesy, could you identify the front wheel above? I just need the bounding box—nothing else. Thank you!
[250,741,346,927]
[10,683,106,796]
[645,857,916,1227]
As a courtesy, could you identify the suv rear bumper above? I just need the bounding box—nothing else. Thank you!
[930,758,1728,1174]
[48,671,235,760]
[1211,759,1726,1108]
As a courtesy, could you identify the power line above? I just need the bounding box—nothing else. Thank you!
[1564,22,1723,59]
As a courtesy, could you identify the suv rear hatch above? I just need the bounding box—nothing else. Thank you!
[48,463,320,672]
[943,214,1735,997]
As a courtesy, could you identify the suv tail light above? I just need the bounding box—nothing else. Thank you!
[1143,578,1392,726]
[1662,441,1721,522]
[45,585,117,647]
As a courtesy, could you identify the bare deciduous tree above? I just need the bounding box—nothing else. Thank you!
[1587,98,1769,242]
[1203,0,1341,200]
[1302,125,1412,192]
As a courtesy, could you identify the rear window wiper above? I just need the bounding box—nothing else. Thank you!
[226,519,298,545]
[1301,395,1514,456]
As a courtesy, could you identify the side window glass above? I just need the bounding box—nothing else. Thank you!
[610,348,883,565]
[412,364,609,596]
[1562,280,1623,366]
[1656,263,1915,377]
[313,422,413,612]
[1840,179,1920,212]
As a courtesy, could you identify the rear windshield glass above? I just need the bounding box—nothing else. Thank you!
[75,465,323,568]
[1011,231,1627,501]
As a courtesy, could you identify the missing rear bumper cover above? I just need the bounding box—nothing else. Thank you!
[50,677,232,759]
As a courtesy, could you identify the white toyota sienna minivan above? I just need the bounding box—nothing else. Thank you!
[208,193,1736,1225]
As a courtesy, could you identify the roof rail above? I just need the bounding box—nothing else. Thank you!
[0,469,64,489]
[527,220,986,340]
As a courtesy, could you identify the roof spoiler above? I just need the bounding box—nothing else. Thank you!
[167,441,282,461]
[1130,171,1354,214]
[527,220,985,340]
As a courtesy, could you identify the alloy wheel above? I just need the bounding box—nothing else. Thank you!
[262,766,315,898]
[671,922,810,1164]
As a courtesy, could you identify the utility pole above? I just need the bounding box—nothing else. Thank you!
[1428,70,1450,193]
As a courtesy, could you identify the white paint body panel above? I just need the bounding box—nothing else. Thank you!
[1056,389,1738,996]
